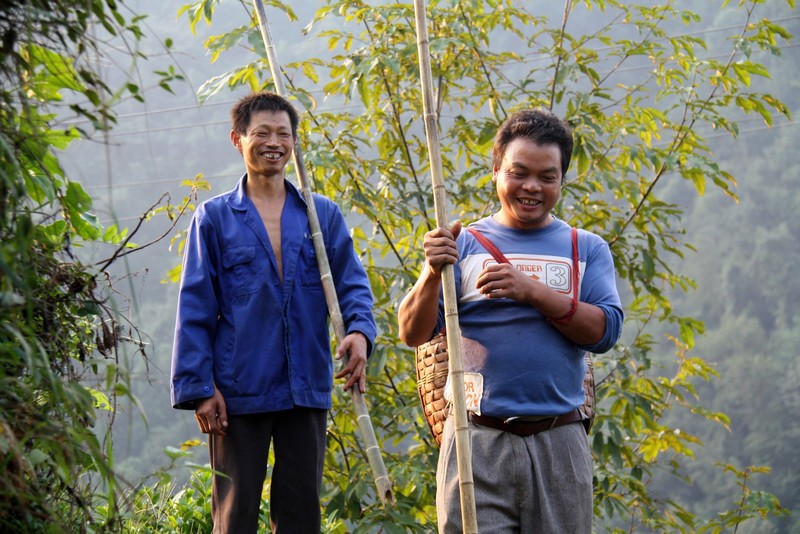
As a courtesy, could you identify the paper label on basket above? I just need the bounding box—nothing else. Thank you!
[444,372,484,415]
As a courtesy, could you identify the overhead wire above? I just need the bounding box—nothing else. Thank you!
[76,5,797,224]
[95,115,797,227]
[60,12,800,128]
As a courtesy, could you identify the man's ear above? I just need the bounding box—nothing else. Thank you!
[230,130,242,153]
[491,165,499,183]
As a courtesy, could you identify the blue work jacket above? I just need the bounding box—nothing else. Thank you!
[170,175,377,414]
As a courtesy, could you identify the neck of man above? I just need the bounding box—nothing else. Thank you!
[245,170,287,201]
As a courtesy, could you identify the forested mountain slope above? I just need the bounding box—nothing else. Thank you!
[657,106,800,532]
[644,7,800,530]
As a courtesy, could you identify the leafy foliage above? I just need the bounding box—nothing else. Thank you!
[5,0,794,532]
[171,0,794,531]
[121,441,214,533]
[0,1,187,531]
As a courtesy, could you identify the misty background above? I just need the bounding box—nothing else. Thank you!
[58,1,800,531]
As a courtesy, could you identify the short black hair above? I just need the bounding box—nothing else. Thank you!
[230,91,299,138]
[492,109,573,180]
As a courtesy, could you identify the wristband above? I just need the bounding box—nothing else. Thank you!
[546,299,578,325]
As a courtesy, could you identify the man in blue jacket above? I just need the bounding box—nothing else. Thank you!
[399,108,623,533]
[171,91,377,533]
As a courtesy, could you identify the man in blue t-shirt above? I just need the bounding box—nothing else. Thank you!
[399,108,623,533]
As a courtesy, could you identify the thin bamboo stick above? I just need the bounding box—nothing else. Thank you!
[251,0,393,506]
[412,1,478,532]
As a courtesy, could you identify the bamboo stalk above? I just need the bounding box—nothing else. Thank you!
[251,0,393,506]
[412,1,478,532]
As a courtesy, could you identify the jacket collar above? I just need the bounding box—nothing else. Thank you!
[226,174,307,210]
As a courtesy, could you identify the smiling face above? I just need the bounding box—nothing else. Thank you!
[231,109,295,181]
[492,137,562,230]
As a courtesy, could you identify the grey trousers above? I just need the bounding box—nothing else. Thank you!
[209,408,327,534]
[436,416,593,533]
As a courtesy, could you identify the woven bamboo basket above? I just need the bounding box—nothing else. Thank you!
[415,332,451,446]
[415,332,596,447]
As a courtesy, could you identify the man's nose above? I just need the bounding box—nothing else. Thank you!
[521,176,541,191]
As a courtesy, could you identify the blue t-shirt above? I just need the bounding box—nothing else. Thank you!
[438,216,623,418]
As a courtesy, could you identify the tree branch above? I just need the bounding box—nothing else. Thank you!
[95,192,191,272]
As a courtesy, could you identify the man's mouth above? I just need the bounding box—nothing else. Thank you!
[518,198,541,206]
[262,152,282,160]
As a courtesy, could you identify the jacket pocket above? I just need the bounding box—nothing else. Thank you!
[298,238,323,289]
[222,245,260,297]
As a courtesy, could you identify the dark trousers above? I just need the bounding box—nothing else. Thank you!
[209,407,327,534]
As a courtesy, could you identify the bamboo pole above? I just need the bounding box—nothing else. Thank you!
[412,1,478,532]
[251,0,393,506]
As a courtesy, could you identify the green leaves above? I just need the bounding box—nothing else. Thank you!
[160,0,797,531]
[0,0,180,530]
[178,0,222,35]
[22,44,86,98]
[63,181,101,241]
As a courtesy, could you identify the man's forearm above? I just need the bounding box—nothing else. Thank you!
[398,264,443,347]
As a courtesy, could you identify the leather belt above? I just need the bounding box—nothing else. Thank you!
[468,409,583,437]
